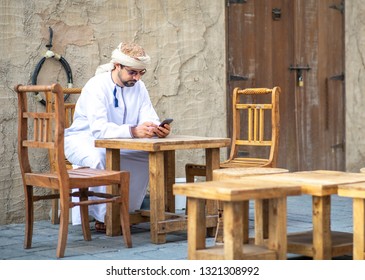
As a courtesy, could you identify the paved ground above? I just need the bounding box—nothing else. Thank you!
[0,195,354,260]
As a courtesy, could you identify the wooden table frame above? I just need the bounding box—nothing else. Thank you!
[173,179,301,260]
[247,170,365,259]
[95,135,230,244]
[338,182,365,260]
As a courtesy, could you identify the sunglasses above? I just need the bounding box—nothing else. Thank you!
[121,65,147,76]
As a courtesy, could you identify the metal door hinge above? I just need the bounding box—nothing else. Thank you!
[329,73,344,81]
[331,142,344,150]
[329,1,344,13]
[227,0,247,7]
[230,74,249,81]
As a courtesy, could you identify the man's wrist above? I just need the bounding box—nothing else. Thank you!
[130,125,137,138]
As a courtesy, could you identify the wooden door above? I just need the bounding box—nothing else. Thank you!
[226,0,345,171]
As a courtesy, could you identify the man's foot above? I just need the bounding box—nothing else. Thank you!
[95,220,106,233]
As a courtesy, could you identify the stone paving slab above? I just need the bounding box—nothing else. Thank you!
[0,195,353,260]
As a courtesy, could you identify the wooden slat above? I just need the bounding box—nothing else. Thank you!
[23,140,54,149]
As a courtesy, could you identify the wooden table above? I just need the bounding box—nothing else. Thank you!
[95,135,230,243]
[245,170,365,259]
[212,167,289,243]
[173,179,301,259]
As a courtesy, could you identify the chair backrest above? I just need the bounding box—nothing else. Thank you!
[15,84,68,181]
[227,87,280,167]
[45,87,82,171]
[45,87,81,129]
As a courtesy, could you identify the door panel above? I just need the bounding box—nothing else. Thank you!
[226,0,345,171]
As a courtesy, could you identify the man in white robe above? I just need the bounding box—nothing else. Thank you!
[64,42,171,230]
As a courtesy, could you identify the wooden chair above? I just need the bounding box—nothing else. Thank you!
[15,83,132,258]
[185,87,281,241]
[185,87,280,182]
[46,87,81,224]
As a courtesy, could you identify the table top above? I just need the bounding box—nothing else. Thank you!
[95,135,231,152]
[213,167,289,181]
[174,170,365,199]
[173,179,301,201]
[245,170,365,196]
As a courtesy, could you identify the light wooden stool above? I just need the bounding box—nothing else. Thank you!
[212,167,289,243]
[338,182,365,260]
[173,179,300,260]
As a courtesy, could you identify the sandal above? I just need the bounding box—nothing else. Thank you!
[95,220,106,233]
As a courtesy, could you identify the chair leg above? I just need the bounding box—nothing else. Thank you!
[79,188,92,241]
[24,185,33,249]
[185,165,196,183]
[51,190,60,224]
[185,165,199,214]
[119,172,132,248]
[56,191,70,258]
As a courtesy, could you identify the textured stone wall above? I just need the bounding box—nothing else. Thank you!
[345,1,365,172]
[0,0,226,224]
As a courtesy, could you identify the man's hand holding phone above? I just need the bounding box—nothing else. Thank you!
[155,118,173,138]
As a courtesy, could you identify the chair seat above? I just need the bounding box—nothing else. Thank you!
[185,158,272,172]
[25,168,124,189]
[220,158,271,168]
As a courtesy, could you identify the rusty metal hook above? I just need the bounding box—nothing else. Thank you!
[45,27,53,50]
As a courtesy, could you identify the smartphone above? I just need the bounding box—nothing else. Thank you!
[159,118,173,127]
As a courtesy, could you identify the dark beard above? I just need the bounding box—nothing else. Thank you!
[122,80,137,87]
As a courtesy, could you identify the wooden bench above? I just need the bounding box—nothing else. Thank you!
[338,182,365,260]
[173,179,301,260]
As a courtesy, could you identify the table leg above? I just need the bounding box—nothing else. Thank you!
[105,148,121,236]
[267,197,287,260]
[312,195,331,260]
[223,201,244,259]
[353,198,365,260]
[254,199,265,245]
[164,151,175,213]
[205,148,220,238]
[149,151,166,244]
[188,197,206,259]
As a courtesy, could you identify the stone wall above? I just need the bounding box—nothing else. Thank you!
[0,0,226,224]
[345,1,365,171]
